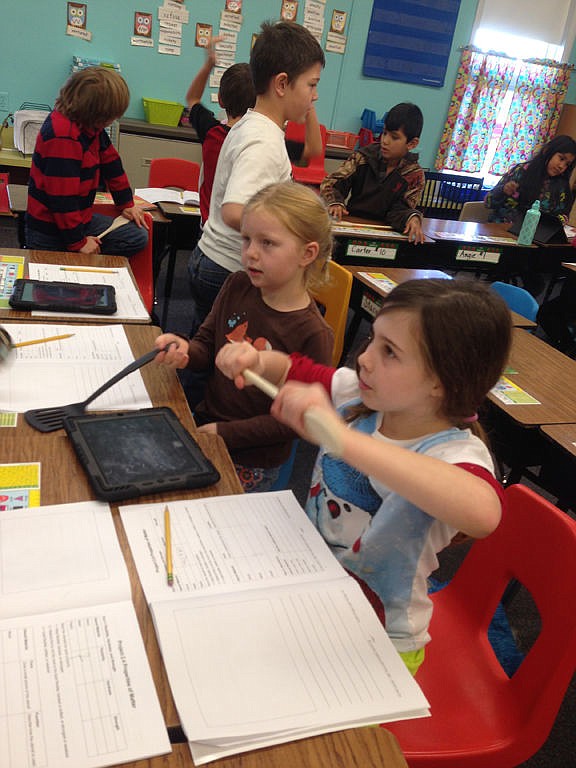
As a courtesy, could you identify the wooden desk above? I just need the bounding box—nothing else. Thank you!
[0,246,149,323]
[3,322,193,436]
[538,424,576,511]
[113,727,409,767]
[333,215,569,282]
[489,328,576,426]
[342,265,535,331]
[155,200,201,329]
[486,328,576,483]
[342,265,451,357]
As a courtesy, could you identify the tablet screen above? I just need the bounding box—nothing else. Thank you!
[65,408,220,500]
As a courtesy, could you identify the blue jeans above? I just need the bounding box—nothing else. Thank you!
[187,244,231,336]
[25,213,148,257]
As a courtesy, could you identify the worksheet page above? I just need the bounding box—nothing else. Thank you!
[28,263,149,320]
[119,491,347,604]
[0,501,170,767]
[152,578,429,743]
[0,323,152,412]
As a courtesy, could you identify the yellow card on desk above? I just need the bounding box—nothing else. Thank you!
[0,462,41,509]
[491,377,540,405]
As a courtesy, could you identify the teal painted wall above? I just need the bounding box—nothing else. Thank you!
[5,1,571,170]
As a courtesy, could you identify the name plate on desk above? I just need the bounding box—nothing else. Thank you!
[360,289,384,317]
[456,245,501,264]
[346,240,398,260]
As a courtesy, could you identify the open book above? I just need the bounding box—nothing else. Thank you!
[120,491,430,765]
[0,501,170,768]
[135,187,200,206]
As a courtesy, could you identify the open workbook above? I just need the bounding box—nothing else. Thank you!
[0,501,170,768]
[120,491,430,765]
[135,187,200,206]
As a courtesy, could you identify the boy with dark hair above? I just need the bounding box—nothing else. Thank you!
[26,67,148,256]
[187,21,325,335]
[320,102,426,244]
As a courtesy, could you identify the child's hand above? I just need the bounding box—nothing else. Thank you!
[154,333,189,368]
[503,180,519,198]
[206,35,223,68]
[197,422,218,434]
[328,203,348,221]
[404,215,425,244]
[122,206,149,228]
[271,381,344,447]
[216,341,260,389]
[80,236,102,255]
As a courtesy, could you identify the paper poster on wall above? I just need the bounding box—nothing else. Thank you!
[132,12,154,47]
[196,23,213,47]
[363,0,461,87]
[66,2,91,41]
[303,0,325,41]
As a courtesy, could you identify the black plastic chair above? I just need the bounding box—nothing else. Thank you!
[419,171,484,220]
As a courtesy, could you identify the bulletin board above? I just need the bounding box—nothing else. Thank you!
[362,0,462,88]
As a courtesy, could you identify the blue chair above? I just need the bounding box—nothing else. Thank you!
[490,281,539,323]
[270,439,299,492]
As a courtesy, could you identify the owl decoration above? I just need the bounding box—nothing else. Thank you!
[134,12,152,38]
[280,0,298,21]
[67,2,87,29]
[225,0,242,13]
[196,23,213,48]
[330,10,347,34]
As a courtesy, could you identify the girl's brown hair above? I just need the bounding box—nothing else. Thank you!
[350,279,512,437]
[242,181,333,289]
[55,67,130,129]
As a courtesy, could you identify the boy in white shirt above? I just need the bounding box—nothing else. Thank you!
[187,21,325,335]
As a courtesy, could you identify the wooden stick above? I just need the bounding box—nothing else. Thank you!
[242,369,344,457]
[97,215,131,239]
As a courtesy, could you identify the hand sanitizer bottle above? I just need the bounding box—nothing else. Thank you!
[517,200,541,246]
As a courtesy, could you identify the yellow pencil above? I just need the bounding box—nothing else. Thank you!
[59,267,119,274]
[164,505,174,586]
[14,333,75,348]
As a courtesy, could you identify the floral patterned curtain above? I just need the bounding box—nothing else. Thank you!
[490,61,572,174]
[435,49,517,172]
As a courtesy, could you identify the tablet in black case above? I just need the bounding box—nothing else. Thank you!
[64,408,220,501]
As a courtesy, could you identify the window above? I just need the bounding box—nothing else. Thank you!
[471,30,565,186]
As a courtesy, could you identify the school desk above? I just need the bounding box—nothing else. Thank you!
[0,246,149,323]
[154,200,202,329]
[2,322,196,438]
[341,265,452,359]
[538,424,576,511]
[0,430,243,732]
[333,216,570,285]
[0,438,411,767]
[485,328,576,483]
[111,727,409,767]
[343,264,536,336]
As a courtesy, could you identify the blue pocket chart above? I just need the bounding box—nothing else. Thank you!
[363,0,462,88]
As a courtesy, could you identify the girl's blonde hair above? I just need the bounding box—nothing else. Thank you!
[55,66,130,129]
[242,181,333,289]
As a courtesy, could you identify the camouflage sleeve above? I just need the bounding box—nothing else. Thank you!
[319,151,365,206]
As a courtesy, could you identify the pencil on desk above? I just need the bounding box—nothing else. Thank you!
[165,505,174,586]
[60,267,119,274]
[14,333,75,348]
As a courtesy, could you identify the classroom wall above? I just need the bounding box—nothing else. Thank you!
[2,1,574,171]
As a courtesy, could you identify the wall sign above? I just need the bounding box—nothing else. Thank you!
[363,0,461,88]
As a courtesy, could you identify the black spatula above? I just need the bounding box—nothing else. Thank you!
[25,348,160,432]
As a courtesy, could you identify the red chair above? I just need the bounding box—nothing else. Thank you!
[93,202,154,314]
[386,484,576,767]
[285,121,327,186]
[148,157,200,191]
